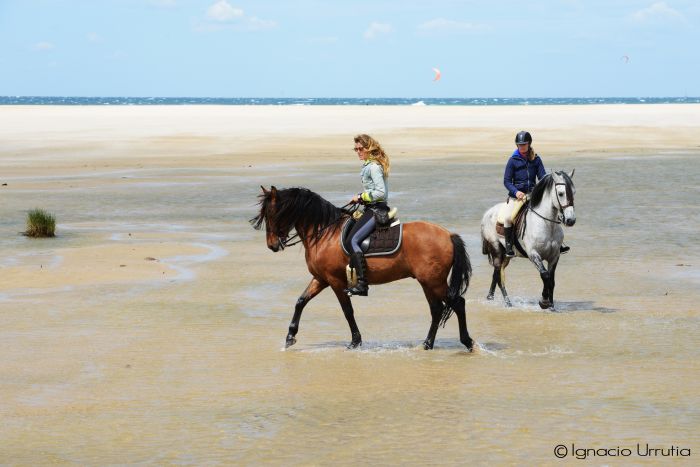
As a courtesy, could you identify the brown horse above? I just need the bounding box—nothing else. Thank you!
[250,186,474,350]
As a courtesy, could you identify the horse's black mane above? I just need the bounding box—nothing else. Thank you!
[529,173,554,207]
[529,171,573,207]
[250,187,351,245]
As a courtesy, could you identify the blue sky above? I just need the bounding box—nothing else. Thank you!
[1,0,698,97]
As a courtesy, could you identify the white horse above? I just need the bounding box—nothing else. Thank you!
[481,170,576,310]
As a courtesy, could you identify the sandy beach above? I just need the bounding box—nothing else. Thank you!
[1,104,699,464]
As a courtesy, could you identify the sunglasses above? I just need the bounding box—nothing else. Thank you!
[353,147,364,152]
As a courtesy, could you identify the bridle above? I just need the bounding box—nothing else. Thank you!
[527,181,574,225]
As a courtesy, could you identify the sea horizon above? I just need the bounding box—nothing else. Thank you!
[1,96,699,106]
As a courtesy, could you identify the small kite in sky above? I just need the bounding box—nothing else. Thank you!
[432,67,441,82]
[621,55,630,63]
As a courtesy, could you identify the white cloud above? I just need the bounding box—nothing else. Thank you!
[364,22,393,40]
[417,18,486,35]
[247,16,277,31]
[33,42,55,51]
[206,0,244,22]
[630,2,685,23]
[198,2,276,32]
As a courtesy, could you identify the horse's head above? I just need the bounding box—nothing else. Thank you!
[251,185,292,252]
[552,170,576,226]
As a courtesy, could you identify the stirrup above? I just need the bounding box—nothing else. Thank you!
[345,281,368,297]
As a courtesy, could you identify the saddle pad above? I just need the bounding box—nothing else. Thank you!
[341,218,403,257]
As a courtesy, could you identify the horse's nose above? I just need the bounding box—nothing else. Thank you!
[269,244,280,252]
[566,219,576,226]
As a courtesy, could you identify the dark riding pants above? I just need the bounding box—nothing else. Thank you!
[348,210,376,253]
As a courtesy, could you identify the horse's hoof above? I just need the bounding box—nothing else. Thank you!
[505,300,512,308]
[486,293,494,301]
[347,341,362,349]
[539,300,552,309]
[423,340,434,350]
[462,338,474,352]
[285,336,296,348]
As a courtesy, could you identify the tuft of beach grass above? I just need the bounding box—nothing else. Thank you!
[23,209,56,238]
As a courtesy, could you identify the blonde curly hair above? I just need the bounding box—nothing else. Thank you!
[354,134,390,177]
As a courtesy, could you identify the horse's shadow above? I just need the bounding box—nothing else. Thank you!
[287,339,509,354]
[551,300,617,313]
[486,296,617,313]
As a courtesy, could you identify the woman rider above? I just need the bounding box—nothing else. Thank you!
[344,134,390,296]
[503,131,570,257]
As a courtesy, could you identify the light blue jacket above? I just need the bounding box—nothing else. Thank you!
[359,160,388,204]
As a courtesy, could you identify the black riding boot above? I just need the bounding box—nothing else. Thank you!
[345,252,369,296]
[560,243,570,254]
[504,226,516,257]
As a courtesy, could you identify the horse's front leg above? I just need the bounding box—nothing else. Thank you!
[286,278,327,348]
[332,286,362,348]
[547,257,560,311]
[529,253,552,309]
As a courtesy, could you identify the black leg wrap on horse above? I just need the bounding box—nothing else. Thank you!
[345,252,369,296]
[504,226,515,257]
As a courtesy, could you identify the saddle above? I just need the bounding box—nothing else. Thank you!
[340,210,402,257]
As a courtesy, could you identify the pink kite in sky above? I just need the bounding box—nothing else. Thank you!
[432,67,441,82]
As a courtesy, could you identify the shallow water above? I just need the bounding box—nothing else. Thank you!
[1,153,699,464]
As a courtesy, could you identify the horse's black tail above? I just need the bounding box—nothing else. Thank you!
[440,234,472,327]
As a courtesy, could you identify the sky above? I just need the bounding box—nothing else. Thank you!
[0,0,698,97]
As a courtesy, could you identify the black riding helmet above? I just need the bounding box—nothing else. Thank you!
[515,131,532,145]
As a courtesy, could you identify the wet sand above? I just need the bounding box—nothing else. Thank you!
[1,105,699,464]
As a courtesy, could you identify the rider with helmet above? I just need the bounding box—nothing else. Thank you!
[345,134,390,296]
[503,130,570,257]
[503,131,570,257]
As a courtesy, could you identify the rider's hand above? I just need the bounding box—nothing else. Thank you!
[516,191,525,200]
[351,194,360,204]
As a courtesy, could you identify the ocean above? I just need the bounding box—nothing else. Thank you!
[1,96,699,105]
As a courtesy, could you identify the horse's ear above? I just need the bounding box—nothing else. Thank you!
[270,185,277,199]
[569,168,575,179]
[260,185,269,194]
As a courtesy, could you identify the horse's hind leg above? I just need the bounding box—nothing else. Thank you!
[452,296,474,351]
[423,299,443,350]
[332,286,362,348]
[498,260,512,307]
[487,267,499,300]
[421,284,473,351]
[286,278,327,348]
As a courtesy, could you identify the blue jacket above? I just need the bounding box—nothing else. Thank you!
[503,149,546,198]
